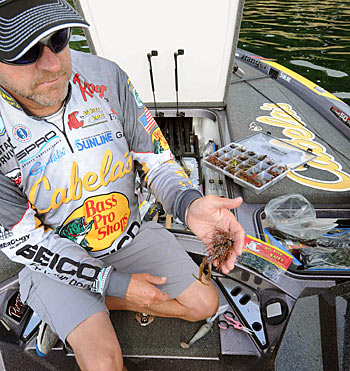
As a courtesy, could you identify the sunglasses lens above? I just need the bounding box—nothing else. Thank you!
[51,28,70,53]
[12,44,41,65]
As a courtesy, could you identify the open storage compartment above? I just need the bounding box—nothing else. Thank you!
[255,206,350,277]
[137,108,232,232]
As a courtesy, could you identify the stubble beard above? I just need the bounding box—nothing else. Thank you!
[0,68,71,108]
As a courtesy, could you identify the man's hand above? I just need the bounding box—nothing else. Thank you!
[124,273,171,307]
[186,195,245,274]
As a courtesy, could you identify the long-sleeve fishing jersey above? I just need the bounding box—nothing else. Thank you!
[0,49,202,297]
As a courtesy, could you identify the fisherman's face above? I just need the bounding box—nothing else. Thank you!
[0,45,72,116]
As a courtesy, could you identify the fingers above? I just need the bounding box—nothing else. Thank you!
[206,195,243,210]
[125,274,171,307]
[231,228,245,256]
[146,274,167,285]
[146,275,170,303]
[224,252,238,273]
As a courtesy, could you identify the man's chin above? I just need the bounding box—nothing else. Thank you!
[31,86,68,107]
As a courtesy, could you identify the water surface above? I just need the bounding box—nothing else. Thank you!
[238,0,350,104]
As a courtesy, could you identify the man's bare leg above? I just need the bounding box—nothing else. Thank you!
[105,275,219,322]
[67,311,126,371]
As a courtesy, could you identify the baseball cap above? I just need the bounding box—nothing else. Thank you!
[0,0,89,61]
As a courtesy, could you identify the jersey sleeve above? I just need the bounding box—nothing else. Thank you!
[115,69,202,217]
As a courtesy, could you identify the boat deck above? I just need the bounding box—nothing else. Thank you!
[0,53,349,371]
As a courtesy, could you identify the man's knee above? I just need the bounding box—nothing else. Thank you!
[186,282,220,322]
[81,351,123,371]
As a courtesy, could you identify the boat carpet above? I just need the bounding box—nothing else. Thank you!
[0,251,23,283]
[110,310,220,359]
[226,60,350,205]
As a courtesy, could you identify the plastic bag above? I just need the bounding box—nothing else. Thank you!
[317,230,350,248]
[237,235,293,283]
[264,194,337,240]
[300,230,350,270]
[238,252,286,282]
[300,245,350,270]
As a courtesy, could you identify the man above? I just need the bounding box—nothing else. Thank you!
[0,1,245,370]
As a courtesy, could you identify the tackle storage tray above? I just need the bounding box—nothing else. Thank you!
[203,132,316,194]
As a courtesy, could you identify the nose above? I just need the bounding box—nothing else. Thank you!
[35,46,61,72]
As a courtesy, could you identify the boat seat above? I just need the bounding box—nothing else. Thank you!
[0,251,23,283]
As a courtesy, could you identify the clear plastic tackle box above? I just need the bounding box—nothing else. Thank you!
[203,132,317,194]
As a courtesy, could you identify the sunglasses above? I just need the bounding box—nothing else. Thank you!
[1,28,71,66]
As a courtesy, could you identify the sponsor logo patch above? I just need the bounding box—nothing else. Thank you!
[0,220,13,240]
[68,111,84,130]
[152,128,169,153]
[56,193,131,252]
[5,168,22,185]
[0,116,6,137]
[68,107,108,130]
[28,147,66,176]
[138,107,157,134]
[74,131,113,152]
[330,106,350,127]
[13,125,31,143]
[5,291,28,325]
[73,73,107,102]
[0,138,16,167]
[17,130,59,163]
[128,79,143,108]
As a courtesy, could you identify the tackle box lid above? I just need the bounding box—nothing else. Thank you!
[76,0,244,107]
[236,132,317,169]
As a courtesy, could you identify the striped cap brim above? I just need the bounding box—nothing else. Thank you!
[0,0,89,61]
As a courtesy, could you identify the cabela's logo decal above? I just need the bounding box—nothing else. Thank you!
[152,128,169,153]
[29,149,133,213]
[73,73,107,102]
[56,193,131,252]
[256,103,350,191]
[13,125,31,143]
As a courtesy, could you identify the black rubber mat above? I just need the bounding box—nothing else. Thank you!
[111,310,220,358]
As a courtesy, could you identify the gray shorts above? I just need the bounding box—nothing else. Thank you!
[19,222,198,342]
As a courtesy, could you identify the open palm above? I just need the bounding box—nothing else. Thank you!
[186,195,245,274]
